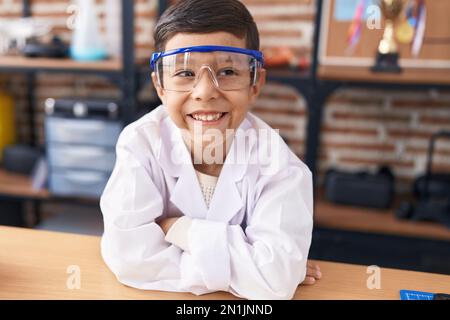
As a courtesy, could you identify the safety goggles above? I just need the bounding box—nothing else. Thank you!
[150,45,264,92]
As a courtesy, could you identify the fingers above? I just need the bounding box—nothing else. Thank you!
[306,265,322,280]
[307,261,321,270]
[303,263,322,286]
[302,276,316,285]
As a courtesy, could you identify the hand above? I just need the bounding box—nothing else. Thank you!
[157,217,180,235]
[302,261,322,285]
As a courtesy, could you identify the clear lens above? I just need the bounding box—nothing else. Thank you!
[156,51,260,92]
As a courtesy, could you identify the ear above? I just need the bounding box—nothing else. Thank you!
[249,68,266,104]
[151,72,165,103]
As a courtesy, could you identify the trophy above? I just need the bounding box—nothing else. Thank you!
[372,0,406,73]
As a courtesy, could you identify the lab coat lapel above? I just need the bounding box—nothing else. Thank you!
[170,167,209,219]
[206,159,244,223]
[206,118,254,223]
[158,116,208,219]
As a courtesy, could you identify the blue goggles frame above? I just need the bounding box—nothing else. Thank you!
[150,45,264,71]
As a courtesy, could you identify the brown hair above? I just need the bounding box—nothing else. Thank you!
[153,0,260,52]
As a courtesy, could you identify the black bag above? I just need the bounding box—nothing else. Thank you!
[396,131,450,228]
[325,166,395,209]
[2,144,42,175]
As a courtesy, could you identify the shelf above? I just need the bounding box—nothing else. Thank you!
[318,65,450,86]
[0,169,49,199]
[314,189,450,242]
[0,55,123,74]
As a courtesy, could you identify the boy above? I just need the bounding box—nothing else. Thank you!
[100,0,320,300]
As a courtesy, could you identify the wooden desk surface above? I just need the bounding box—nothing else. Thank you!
[1,226,449,300]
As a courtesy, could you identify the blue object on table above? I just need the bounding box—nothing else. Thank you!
[400,290,434,300]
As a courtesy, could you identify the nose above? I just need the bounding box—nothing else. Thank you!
[191,67,220,101]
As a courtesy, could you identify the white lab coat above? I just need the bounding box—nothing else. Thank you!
[100,105,313,300]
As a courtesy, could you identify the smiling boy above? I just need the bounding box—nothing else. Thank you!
[100,0,320,300]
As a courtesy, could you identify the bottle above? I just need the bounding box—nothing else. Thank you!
[70,0,107,61]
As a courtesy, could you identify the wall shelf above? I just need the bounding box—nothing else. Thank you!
[318,65,450,86]
[314,190,450,242]
[0,56,123,73]
[0,169,49,200]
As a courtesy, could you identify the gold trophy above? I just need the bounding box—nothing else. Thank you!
[372,0,406,73]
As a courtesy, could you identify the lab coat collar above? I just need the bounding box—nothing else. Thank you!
[157,114,255,222]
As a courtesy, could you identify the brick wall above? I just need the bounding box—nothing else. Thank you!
[1,0,450,193]
[321,89,450,192]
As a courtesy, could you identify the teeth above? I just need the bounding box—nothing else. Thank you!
[192,113,223,121]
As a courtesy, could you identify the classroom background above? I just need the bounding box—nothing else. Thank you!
[0,0,449,278]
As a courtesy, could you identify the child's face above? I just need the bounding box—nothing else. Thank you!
[152,32,266,140]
